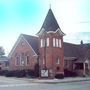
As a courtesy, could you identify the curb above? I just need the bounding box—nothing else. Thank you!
[31,78,90,84]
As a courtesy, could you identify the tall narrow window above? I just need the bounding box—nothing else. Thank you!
[40,39,45,47]
[46,38,49,47]
[59,39,62,48]
[56,39,58,47]
[40,39,43,47]
[26,56,29,66]
[20,53,25,66]
[56,58,60,64]
[16,55,20,66]
[43,58,45,65]
[53,38,55,47]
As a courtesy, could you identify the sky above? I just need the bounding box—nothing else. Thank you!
[0,0,90,55]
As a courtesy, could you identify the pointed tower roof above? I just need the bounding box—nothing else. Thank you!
[37,9,65,35]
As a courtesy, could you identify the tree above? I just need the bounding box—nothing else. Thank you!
[0,47,5,57]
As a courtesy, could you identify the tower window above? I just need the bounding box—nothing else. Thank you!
[40,39,45,47]
[53,38,55,47]
[40,39,43,47]
[46,38,49,47]
[56,39,58,47]
[56,58,60,64]
[59,39,62,48]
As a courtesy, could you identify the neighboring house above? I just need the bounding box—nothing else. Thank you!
[64,42,90,76]
[8,8,90,78]
[0,56,9,70]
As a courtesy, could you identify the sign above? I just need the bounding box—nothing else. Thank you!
[41,69,48,77]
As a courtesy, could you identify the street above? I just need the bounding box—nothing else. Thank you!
[0,77,90,90]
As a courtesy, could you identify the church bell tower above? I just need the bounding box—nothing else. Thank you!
[37,8,65,78]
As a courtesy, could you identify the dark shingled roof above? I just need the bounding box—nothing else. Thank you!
[22,34,90,62]
[37,9,63,34]
[64,42,80,58]
[22,34,39,55]
[64,42,90,62]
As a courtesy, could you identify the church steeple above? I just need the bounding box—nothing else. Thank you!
[38,8,65,78]
[37,9,65,36]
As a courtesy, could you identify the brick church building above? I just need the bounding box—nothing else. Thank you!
[8,9,90,78]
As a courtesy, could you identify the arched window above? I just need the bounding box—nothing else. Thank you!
[15,54,20,66]
[26,56,29,65]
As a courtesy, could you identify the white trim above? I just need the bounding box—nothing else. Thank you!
[37,28,65,36]
[22,35,38,56]
[37,28,45,36]
[8,34,38,58]
[8,35,23,58]
[47,28,65,36]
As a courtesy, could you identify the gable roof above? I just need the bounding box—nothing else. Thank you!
[37,9,65,35]
[64,42,90,62]
[8,34,39,57]
[22,34,39,54]
[64,42,80,58]
[9,33,90,63]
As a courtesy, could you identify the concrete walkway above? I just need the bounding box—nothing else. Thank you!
[30,77,90,84]
[16,77,90,84]
[1,76,90,84]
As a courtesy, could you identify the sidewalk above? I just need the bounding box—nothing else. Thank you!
[27,77,90,84]
[1,76,90,84]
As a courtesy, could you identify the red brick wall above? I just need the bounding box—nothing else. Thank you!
[9,37,38,71]
[39,32,64,77]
